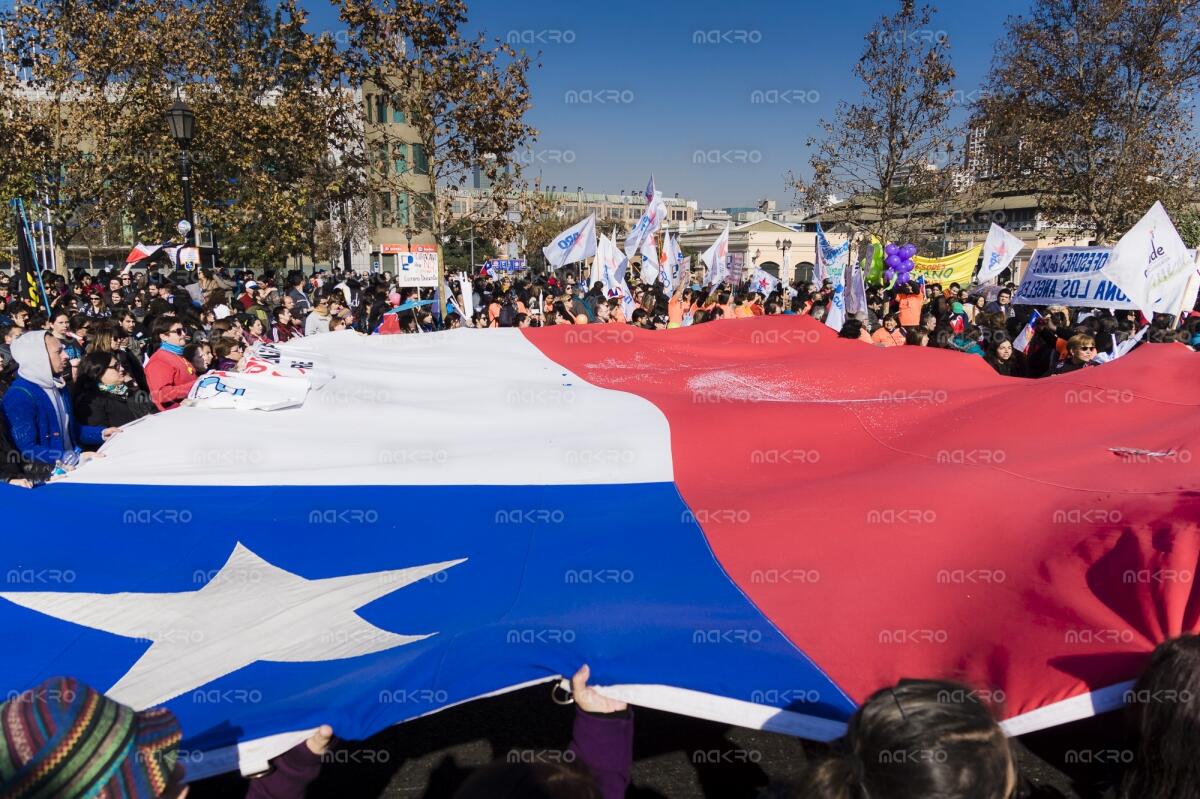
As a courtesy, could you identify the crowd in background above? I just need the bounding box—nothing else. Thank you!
[0,261,1196,486]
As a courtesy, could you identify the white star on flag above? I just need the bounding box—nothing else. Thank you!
[0,543,465,710]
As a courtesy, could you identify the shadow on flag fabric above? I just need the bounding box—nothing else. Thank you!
[2,320,1197,779]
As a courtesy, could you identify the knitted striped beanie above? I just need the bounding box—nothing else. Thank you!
[0,676,182,799]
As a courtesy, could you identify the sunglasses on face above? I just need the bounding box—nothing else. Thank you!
[169,327,185,335]
[106,362,124,372]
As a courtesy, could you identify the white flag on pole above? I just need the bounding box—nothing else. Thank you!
[625,192,668,260]
[748,268,779,296]
[845,264,868,316]
[977,223,1025,284]
[1105,202,1199,317]
[659,233,683,294]
[639,234,660,285]
[702,225,731,288]
[1013,310,1041,354]
[543,214,597,269]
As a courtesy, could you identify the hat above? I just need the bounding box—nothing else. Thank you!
[244,281,259,291]
[0,676,182,798]
[388,292,401,307]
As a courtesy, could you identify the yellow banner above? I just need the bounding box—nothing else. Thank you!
[912,245,982,286]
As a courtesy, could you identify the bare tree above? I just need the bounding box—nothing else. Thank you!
[792,1,959,245]
[973,0,1200,243]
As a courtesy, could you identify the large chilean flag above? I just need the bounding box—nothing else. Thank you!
[1,317,1197,779]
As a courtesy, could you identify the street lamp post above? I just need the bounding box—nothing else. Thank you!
[164,97,196,247]
[775,237,792,283]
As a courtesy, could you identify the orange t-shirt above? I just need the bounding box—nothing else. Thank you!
[896,294,923,327]
[668,297,684,325]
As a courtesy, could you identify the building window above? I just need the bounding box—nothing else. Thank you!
[374,96,388,125]
[374,142,390,176]
[393,142,408,174]
[376,192,391,228]
[415,193,434,229]
[396,193,410,227]
[392,108,405,124]
[412,144,429,175]
[364,93,374,123]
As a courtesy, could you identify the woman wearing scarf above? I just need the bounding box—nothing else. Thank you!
[0,331,116,466]
[72,351,157,428]
[144,316,198,411]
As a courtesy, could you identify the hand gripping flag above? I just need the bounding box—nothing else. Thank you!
[543,214,597,270]
[2,321,1198,779]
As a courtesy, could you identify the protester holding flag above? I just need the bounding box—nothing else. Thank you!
[984,338,1027,378]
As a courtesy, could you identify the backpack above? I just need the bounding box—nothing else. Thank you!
[498,297,519,327]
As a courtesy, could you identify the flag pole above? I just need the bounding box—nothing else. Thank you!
[14,198,53,316]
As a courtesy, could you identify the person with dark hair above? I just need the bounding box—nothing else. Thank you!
[184,341,214,376]
[1115,635,1200,799]
[905,329,930,347]
[72,350,156,428]
[271,306,300,343]
[985,338,1027,377]
[144,316,197,411]
[838,318,871,342]
[211,337,246,372]
[871,314,906,347]
[798,679,1015,799]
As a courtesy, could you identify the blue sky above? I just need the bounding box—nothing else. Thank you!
[302,0,1031,208]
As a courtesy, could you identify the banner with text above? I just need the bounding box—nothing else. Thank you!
[1012,246,1136,309]
[911,245,982,287]
[383,244,440,287]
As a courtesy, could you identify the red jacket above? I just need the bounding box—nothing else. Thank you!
[145,349,197,410]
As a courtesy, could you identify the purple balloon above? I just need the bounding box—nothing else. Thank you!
[900,257,915,271]
[902,244,917,259]
[883,268,897,282]
[884,243,899,257]
[885,254,902,269]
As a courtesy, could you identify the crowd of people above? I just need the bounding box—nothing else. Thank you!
[2,637,1198,798]
[0,262,1198,797]
[0,260,1196,484]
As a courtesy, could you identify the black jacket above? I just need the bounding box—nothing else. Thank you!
[73,387,157,429]
[0,419,53,484]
